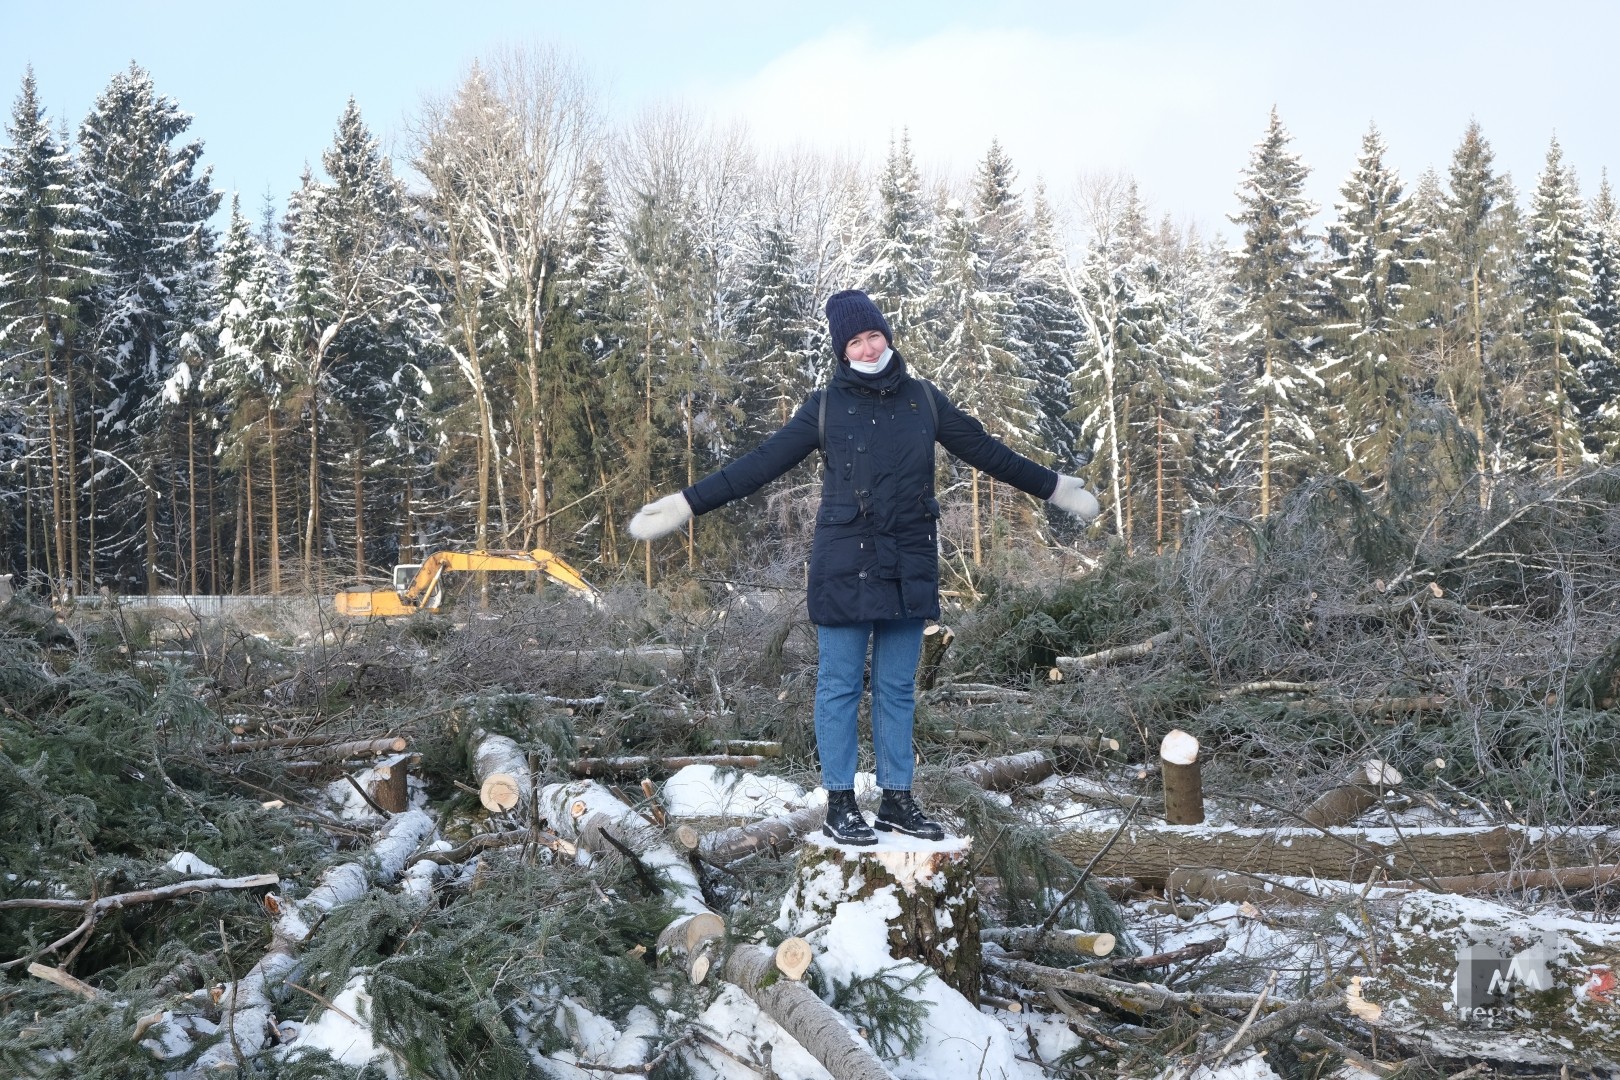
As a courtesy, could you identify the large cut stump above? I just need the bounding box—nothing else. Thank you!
[778,832,981,1003]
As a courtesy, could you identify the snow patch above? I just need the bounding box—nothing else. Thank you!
[165,851,221,876]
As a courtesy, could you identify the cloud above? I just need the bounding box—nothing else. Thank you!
[688,24,1261,227]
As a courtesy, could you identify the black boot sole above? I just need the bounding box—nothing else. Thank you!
[822,824,877,846]
[874,819,945,841]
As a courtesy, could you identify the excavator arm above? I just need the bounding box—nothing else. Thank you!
[334,548,597,617]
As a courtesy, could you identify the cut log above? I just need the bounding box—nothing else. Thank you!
[367,752,411,814]
[215,732,405,755]
[570,753,766,779]
[471,731,533,816]
[721,943,896,1080]
[540,781,721,976]
[935,730,1120,755]
[1301,759,1403,827]
[1051,822,1620,886]
[685,805,826,867]
[708,740,782,757]
[774,936,813,981]
[192,811,436,1071]
[922,682,1031,705]
[656,911,727,985]
[1051,629,1182,677]
[1159,729,1203,825]
[980,927,1115,957]
[950,750,1053,792]
[779,833,981,1002]
[916,623,955,691]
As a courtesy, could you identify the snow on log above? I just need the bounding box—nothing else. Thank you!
[192,810,435,1071]
[1301,759,1403,827]
[1050,822,1620,887]
[950,750,1053,791]
[1159,729,1203,825]
[721,943,897,1080]
[779,832,981,1002]
[471,731,533,815]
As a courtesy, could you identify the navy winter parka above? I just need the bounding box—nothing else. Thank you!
[683,353,1059,626]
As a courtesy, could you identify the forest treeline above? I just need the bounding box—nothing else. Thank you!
[2,49,1618,597]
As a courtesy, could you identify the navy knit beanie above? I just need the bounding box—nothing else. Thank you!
[825,289,892,360]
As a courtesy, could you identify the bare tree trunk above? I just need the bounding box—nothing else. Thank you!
[267,414,280,594]
[64,342,82,589]
[1472,268,1490,508]
[970,469,982,566]
[352,429,365,583]
[145,464,160,594]
[187,408,199,595]
[303,397,320,593]
[42,343,68,594]
[1260,343,1273,519]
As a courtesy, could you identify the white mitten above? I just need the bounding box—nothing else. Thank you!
[1047,474,1100,522]
[628,492,694,541]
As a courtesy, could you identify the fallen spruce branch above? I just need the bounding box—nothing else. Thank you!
[983,953,1286,1016]
[1107,935,1227,971]
[1,874,279,971]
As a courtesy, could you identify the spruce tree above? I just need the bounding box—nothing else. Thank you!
[1434,121,1523,495]
[865,130,932,348]
[77,63,219,592]
[1319,125,1417,486]
[281,101,433,586]
[928,196,1035,563]
[1582,173,1620,459]
[1517,137,1605,476]
[0,69,100,591]
[1018,184,1086,475]
[210,195,290,592]
[1225,108,1322,517]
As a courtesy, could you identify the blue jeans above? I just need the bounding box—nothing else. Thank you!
[814,619,926,792]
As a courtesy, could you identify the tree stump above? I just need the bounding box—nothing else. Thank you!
[778,832,981,1003]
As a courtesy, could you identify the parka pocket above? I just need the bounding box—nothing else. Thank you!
[817,502,861,526]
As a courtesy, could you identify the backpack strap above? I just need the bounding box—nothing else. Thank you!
[917,378,940,436]
[818,387,829,468]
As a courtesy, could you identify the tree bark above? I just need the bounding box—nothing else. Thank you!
[1301,759,1402,828]
[721,943,896,1080]
[950,750,1053,792]
[1051,822,1617,887]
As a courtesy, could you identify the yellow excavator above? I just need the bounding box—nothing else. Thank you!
[333,548,598,617]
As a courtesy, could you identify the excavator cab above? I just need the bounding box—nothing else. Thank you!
[334,549,595,617]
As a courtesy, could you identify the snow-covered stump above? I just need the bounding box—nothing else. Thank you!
[1356,890,1620,1067]
[780,832,981,1003]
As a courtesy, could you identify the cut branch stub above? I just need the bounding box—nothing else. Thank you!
[1301,759,1403,828]
[1159,729,1203,825]
[656,911,726,985]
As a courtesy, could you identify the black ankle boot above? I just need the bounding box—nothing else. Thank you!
[822,789,876,846]
[875,789,946,841]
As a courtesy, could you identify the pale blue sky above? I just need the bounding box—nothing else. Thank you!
[5,1,1616,236]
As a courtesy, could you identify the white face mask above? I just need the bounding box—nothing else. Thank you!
[848,347,893,375]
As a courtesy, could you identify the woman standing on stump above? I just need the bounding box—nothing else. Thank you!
[629,290,1100,845]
